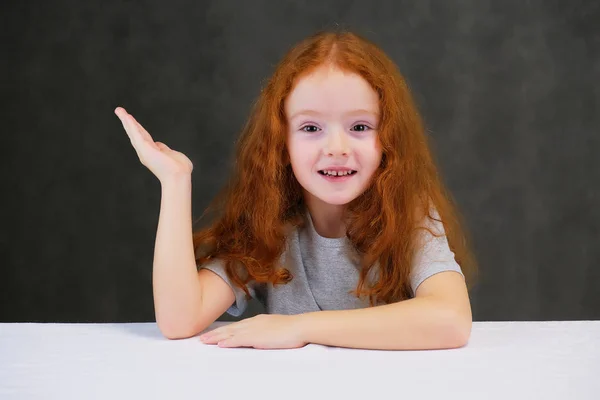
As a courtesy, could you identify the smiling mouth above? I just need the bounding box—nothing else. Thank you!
[318,170,357,177]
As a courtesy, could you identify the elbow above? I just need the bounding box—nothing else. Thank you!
[157,319,202,340]
[447,324,471,349]
[443,309,472,348]
[162,329,193,340]
[159,325,193,340]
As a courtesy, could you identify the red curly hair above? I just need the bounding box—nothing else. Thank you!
[192,30,478,306]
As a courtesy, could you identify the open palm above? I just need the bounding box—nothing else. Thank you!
[115,107,193,183]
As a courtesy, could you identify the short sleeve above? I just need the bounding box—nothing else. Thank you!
[410,207,464,296]
[199,258,257,317]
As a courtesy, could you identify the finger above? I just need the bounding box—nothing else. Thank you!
[218,337,241,348]
[201,331,234,345]
[114,108,148,144]
[116,110,140,145]
[200,321,245,344]
[129,115,163,152]
[129,115,155,144]
[218,335,254,348]
[202,320,246,337]
[116,111,161,155]
[199,326,227,341]
[155,142,170,151]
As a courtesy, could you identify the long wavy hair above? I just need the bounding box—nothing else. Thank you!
[192,30,478,306]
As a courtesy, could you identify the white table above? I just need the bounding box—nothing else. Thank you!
[1,321,599,399]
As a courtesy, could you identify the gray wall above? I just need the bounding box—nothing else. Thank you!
[2,0,599,323]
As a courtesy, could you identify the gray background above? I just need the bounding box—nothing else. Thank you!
[2,0,599,323]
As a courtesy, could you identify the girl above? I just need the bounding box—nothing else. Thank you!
[115,30,478,351]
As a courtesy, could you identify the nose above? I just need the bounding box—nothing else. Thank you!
[323,129,350,157]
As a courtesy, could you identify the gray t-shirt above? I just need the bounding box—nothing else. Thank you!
[199,207,464,317]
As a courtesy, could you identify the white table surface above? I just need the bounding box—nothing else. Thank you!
[1,320,599,400]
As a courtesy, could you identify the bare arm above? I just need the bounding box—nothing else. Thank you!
[114,107,234,340]
[199,271,470,350]
[152,176,200,338]
[297,271,471,350]
[153,176,235,339]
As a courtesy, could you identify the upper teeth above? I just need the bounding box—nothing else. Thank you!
[322,170,354,176]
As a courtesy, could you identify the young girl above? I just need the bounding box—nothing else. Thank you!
[115,30,478,351]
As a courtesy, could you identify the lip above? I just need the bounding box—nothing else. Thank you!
[319,166,357,172]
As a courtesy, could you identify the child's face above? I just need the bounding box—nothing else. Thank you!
[285,65,382,207]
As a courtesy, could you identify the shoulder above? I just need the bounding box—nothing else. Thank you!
[409,203,464,294]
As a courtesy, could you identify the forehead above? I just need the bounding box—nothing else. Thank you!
[284,66,379,117]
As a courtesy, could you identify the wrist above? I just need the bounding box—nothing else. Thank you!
[160,173,192,190]
[294,312,316,344]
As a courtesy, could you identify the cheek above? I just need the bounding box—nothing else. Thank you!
[288,139,316,165]
[286,138,297,165]
[374,149,383,167]
[355,140,382,167]
[287,146,307,178]
[369,139,383,166]
[287,142,301,167]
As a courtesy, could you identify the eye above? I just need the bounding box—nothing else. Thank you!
[351,124,371,132]
[300,125,320,133]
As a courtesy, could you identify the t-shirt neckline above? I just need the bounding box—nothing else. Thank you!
[303,206,347,248]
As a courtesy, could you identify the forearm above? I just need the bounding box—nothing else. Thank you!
[297,297,471,350]
[153,175,202,338]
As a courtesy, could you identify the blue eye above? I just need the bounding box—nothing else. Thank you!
[301,125,320,133]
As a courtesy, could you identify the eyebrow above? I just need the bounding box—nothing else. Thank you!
[289,109,379,121]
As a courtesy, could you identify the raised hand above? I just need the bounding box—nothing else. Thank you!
[115,107,193,183]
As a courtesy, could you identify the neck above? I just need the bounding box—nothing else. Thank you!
[304,194,347,238]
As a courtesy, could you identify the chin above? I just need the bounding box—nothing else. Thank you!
[313,191,360,206]
[321,198,352,206]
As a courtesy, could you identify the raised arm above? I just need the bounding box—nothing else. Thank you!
[115,107,235,339]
